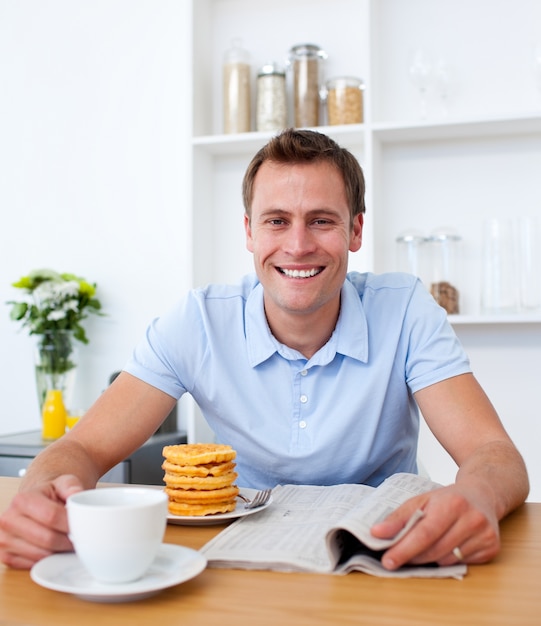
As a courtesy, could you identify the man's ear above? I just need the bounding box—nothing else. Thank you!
[349,213,363,252]
[244,213,254,252]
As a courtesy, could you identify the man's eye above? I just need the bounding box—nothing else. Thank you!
[269,219,286,225]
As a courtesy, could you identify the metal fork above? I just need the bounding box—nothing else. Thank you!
[237,488,272,509]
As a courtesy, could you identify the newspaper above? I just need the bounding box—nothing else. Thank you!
[200,473,467,579]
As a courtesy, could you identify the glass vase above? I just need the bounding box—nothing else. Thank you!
[34,331,78,413]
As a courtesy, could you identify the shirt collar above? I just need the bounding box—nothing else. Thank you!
[245,278,368,367]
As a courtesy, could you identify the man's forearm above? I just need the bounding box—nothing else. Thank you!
[455,439,529,520]
[19,438,103,492]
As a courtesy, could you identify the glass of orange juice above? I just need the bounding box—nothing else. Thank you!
[66,409,84,431]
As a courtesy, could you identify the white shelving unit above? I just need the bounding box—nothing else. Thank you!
[186,0,541,498]
[188,0,541,321]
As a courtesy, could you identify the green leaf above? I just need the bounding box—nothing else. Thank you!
[72,325,89,344]
[8,269,105,344]
[9,302,28,321]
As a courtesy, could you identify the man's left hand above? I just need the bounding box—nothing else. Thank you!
[370,485,500,570]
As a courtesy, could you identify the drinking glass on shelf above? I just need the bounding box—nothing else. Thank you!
[535,43,541,99]
[480,218,519,315]
[517,216,541,312]
[409,49,433,120]
[434,59,452,118]
[395,230,426,280]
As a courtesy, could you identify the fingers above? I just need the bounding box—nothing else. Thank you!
[372,487,500,571]
[0,548,43,570]
[0,477,83,569]
[432,519,500,567]
[370,493,429,540]
[0,526,69,570]
[49,474,85,504]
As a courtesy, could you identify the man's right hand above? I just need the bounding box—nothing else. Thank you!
[0,475,84,569]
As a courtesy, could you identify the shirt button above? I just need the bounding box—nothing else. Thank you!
[300,395,308,403]
[300,369,308,376]
[299,420,307,429]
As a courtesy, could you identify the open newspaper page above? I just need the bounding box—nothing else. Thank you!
[200,473,467,579]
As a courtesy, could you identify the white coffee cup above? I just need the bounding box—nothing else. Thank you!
[66,487,168,584]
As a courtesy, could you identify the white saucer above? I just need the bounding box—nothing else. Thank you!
[167,488,273,526]
[30,543,206,603]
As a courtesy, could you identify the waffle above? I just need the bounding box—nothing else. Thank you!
[162,443,238,516]
[162,443,236,466]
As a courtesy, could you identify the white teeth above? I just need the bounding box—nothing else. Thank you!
[281,268,320,278]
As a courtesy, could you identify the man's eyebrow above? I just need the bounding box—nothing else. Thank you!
[257,208,289,217]
[257,207,342,218]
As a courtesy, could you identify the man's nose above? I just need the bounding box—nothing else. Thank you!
[284,224,317,255]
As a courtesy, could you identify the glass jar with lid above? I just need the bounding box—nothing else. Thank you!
[287,43,327,128]
[426,227,462,314]
[395,230,426,279]
[325,76,364,125]
[223,39,252,134]
[256,62,287,132]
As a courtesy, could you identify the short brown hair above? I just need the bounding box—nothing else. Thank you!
[242,128,366,224]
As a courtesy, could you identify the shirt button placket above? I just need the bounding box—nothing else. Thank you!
[295,367,310,439]
[299,385,308,429]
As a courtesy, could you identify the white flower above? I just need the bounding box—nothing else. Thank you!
[56,281,79,298]
[34,282,57,302]
[34,280,80,310]
[64,299,79,312]
[47,310,67,321]
[10,268,103,344]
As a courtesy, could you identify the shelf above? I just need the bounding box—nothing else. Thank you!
[192,124,366,155]
[192,113,541,155]
[371,112,541,143]
[190,0,541,324]
[449,313,541,325]
[186,0,541,489]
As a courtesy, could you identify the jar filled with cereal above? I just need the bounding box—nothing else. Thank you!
[288,43,327,128]
[426,228,462,314]
[325,76,364,125]
[223,39,252,134]
[256,62,287,132]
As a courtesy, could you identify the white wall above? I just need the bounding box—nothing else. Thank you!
[418,324,541,502]
[0,0,538,502]
[0,0,191,433]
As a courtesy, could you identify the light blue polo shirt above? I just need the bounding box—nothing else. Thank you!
[125,272,471,489]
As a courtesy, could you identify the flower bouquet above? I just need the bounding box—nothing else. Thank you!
[7,269,103,410]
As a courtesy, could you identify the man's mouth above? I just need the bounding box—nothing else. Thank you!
[278,267,323,278]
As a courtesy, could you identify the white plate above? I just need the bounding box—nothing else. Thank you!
[30,543,206,603]
[167,488,273,526]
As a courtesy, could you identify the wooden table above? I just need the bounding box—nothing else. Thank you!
[1,476,540,625]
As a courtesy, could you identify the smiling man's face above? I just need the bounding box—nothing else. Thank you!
[244,160,363,330]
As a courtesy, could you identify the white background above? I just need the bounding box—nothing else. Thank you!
[0,0,539,500]
[0,1,192,433]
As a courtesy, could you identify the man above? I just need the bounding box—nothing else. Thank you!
[0,129,529,571]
